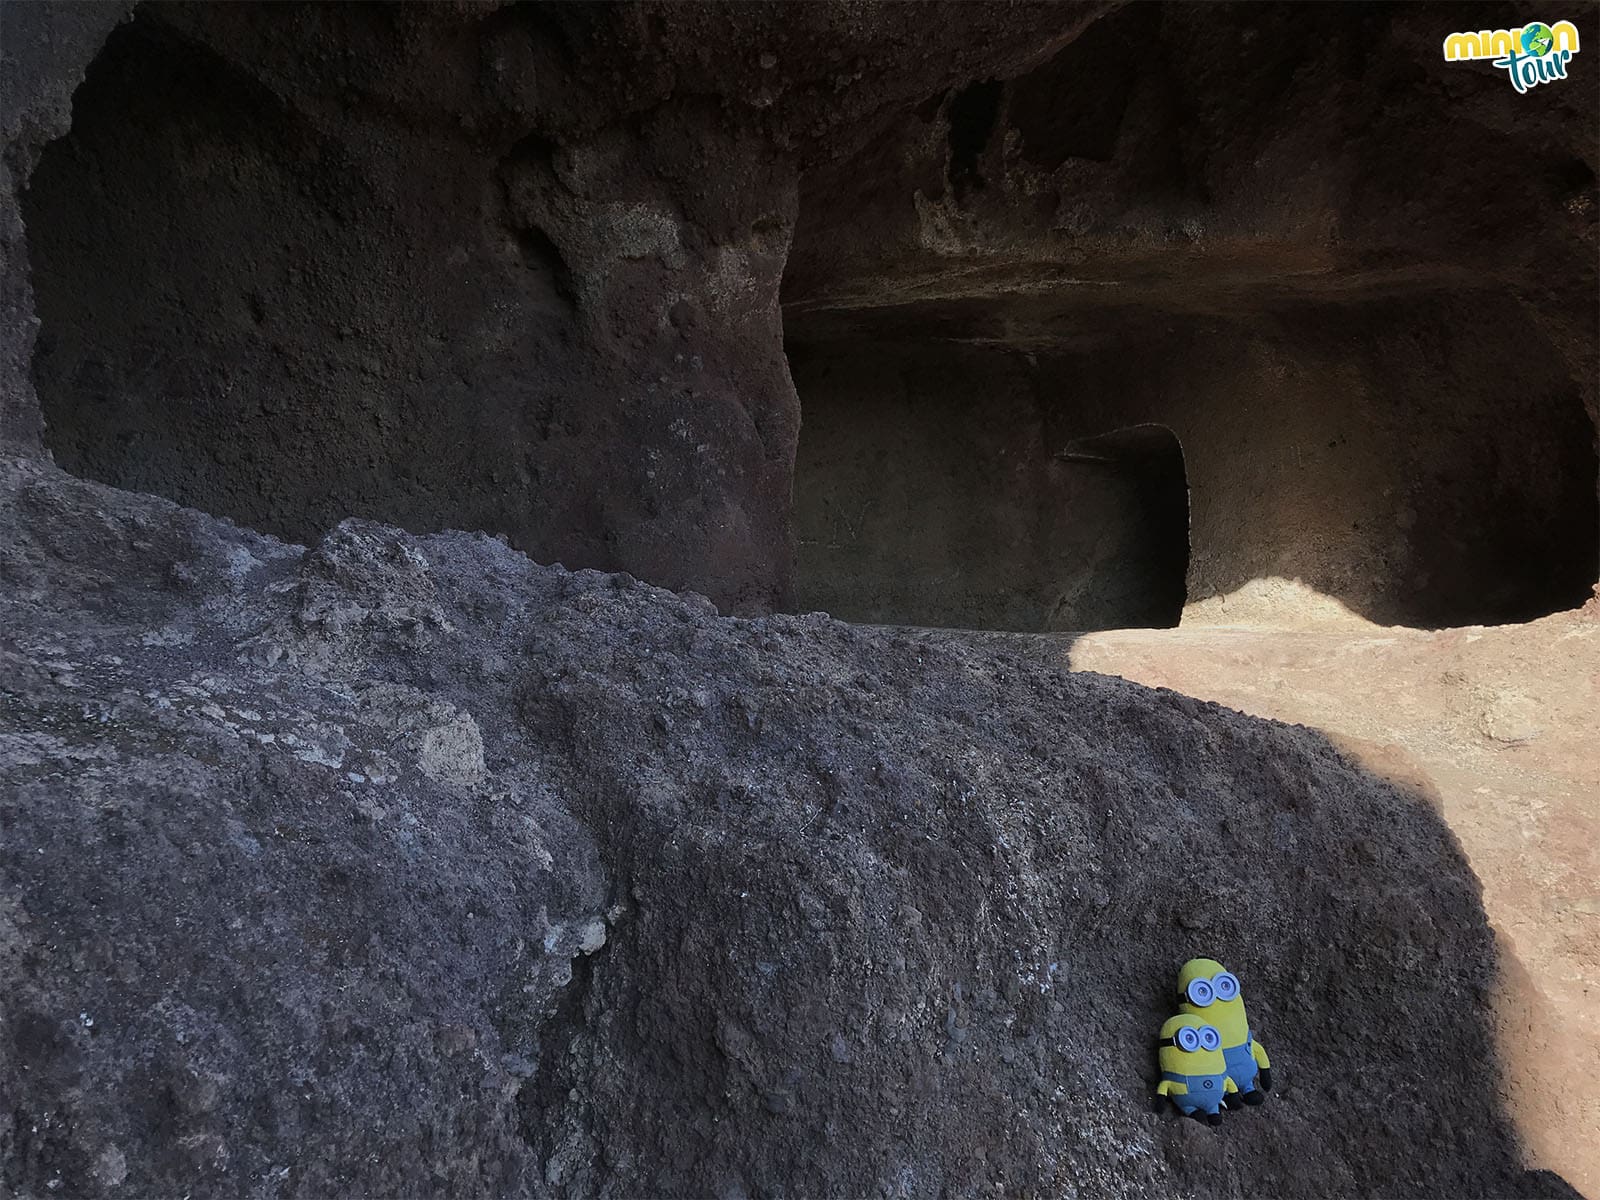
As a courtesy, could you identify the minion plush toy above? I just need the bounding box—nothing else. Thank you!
[1152,1014,1236,1124]
[1177,958,1271,1106]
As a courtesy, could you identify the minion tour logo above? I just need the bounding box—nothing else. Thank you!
[1443,20,1580,92]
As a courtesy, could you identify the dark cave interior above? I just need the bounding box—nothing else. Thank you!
[787,334,1193,632]
[21,2,1600,633]
[784,293,1598,631]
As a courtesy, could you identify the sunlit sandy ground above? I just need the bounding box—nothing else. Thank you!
[1064,598,1599,1192]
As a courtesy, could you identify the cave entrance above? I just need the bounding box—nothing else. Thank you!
[789,342,1189,632]
[20,10,577,557]
[1053,423,1190,628]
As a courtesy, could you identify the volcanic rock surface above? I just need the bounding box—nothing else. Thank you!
[0,456,1578,1199]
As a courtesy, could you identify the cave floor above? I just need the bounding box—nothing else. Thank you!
[909,609,1600,1189]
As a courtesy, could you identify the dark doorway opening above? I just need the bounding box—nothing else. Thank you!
[1053,424,1190,629]
[789,341,1190,632]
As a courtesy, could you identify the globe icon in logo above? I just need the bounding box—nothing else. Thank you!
[1521,22,1554,55]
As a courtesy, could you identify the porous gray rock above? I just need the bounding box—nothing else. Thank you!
[0,455,1578,1198]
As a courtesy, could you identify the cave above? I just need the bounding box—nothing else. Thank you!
[789,332,1190,631]
[19,3,803,615]
[785,294,1599,631]
[18,1,1600,632]
[23,13,529,546]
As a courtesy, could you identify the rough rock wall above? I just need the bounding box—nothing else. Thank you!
[23,5,799,614]
[789,339,1191,632]
[786,3,1599,344]
[0,455,1580,1199]
[19,3,1596,622]
[785,1,1600,624]
[18,0,1104,615]
[790,288,1597,630]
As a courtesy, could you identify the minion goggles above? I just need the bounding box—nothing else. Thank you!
[1158,1024,1222,1052]
[1180,971,1240,1007]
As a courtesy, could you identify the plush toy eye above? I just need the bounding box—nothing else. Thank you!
[1185,977,1215,1007]
[1176,1026,1201,1052]
[1199,1025,1222,1051]
[1212,972,1240,1002]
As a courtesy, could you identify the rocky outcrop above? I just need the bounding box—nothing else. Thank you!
[15,1,1103,615]
[0,455,1578,1198]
